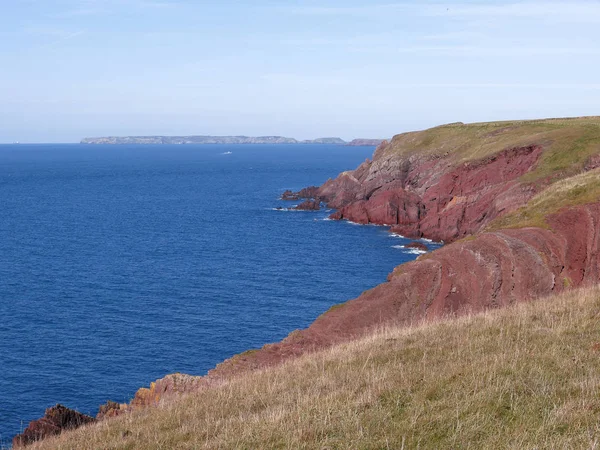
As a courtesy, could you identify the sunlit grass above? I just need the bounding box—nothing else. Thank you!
[383,116,600,182]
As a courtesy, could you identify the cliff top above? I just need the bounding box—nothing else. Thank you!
[381,116,600,182]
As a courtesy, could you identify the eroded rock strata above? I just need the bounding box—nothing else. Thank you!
[322,143,542,243]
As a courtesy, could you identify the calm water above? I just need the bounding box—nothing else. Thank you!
[0,144,439,444]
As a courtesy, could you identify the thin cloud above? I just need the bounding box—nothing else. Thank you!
[400,83,600,89]
[51,0,179,19]
[282,1,600,23]
[38,31,85,49]
[260,73,600,90]
[390,46,600,56]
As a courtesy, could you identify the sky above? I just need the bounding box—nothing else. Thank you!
[1,0,599,142]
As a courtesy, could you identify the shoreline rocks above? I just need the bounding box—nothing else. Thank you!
[13,405,95,448]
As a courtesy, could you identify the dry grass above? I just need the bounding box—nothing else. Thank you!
[33,286,600,449]
[383,116,600,182]
[489,168,600,230]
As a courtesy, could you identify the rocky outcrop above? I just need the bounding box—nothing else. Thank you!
[293,199,321,210]
[13,405,95,448]
[281,186,320,201]
[405,242,428,252]
[320,144,542,243]
[129,373,208,408]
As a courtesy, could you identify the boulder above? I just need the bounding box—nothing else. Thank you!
[13,404,95,448]
[293,200,321,211]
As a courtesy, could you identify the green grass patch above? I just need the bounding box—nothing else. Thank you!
[383,117,600,183]
[488,168,600,230]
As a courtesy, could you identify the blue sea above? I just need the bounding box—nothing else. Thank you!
[0,144,439,445]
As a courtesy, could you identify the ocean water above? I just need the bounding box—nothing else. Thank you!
[0,144,440,444]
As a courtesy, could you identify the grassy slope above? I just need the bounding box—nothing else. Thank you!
[34,286,600,449]
[383,116,600,182]
[489,167,600,230]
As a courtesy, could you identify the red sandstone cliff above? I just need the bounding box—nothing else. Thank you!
[123,120,600,400]
[320,142,542,243]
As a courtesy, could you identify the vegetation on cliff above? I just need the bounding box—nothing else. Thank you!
[490,167,600,230]
[31,286,600,449]
[379,116,600,181]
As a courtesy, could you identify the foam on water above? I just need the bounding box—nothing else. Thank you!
[391,244,428,254]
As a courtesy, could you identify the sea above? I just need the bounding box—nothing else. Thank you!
[0,143,440,445]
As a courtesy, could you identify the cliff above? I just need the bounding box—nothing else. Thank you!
[17,116,600,447]
[126,117,600,392]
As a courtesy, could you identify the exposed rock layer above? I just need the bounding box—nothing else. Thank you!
[207,203,600,377]
[13,405,95,448]
[323,144,542,243]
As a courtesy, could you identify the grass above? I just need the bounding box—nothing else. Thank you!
[382,116,600,182]
[489,168,600,230]
[33,285,600,449]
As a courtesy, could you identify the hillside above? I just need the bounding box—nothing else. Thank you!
[30,286,600,449]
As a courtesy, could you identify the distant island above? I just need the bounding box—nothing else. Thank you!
[80,135,384,146]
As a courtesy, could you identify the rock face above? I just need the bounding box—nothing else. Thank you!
[13,404,95,448]
[129,373,207,408]
[404,242,428,251]
[207,202,600,377]
[281,186,320,201]
[293,199,321,210]
[321,143,542,243]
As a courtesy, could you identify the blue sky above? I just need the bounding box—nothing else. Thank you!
[1,0,599,142]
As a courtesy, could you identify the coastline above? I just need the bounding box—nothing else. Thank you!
[13,117,600,447]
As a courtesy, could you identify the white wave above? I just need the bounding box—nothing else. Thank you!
[271,207,299,212]
[406,248,427,255]
[270,207,313,213]
[221,151,232,155]
[391,244,427,255]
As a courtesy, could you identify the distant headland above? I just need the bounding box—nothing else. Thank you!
[80,136,384,146]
